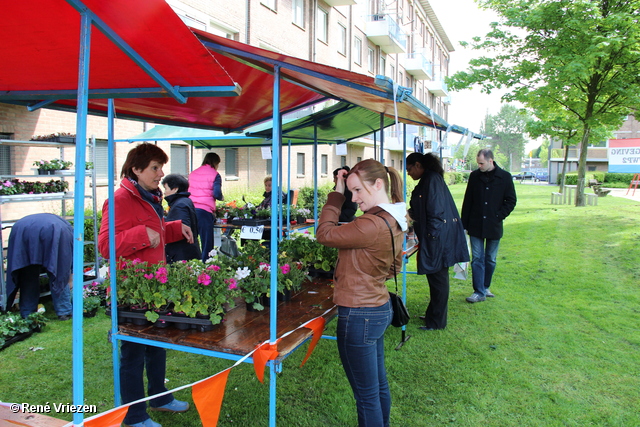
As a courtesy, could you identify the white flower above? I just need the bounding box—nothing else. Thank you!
[259,263,271,272]
[235,266,251,281]
[8,317,14,323]
[208,249,218,258]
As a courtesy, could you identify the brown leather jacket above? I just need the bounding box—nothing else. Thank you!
[316,192,404,307]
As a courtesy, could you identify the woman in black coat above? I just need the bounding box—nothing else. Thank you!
[162,174,202,263]
[406,153,469,330]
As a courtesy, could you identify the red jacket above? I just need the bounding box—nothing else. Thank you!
[98,179,183,265]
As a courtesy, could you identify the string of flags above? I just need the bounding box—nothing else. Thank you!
[60,310,330,427]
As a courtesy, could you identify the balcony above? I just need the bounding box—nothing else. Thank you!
[425,79,449,97]
[365,14,407,54]
[323,0,356,5]
[442,95,452,105]
[404,52,433,80]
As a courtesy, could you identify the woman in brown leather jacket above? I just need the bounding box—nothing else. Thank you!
[317,159,407,427]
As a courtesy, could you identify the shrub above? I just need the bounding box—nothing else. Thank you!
[297,183,332,209]
[604,173,635,184]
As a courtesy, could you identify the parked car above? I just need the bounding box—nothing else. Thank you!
[512,171,537,181]
[535,172,549,182]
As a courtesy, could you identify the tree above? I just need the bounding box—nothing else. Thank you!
[482,104,529,171]
[448,0,640,206]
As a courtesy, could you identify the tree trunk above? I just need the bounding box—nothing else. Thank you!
[559,143,569,194]
[575,126,591,207]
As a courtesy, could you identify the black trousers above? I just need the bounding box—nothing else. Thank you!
[424,267,450,329]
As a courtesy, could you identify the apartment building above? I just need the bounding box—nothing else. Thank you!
[0,0,454,215]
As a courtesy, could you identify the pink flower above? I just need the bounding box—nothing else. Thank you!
[143,273,154,280]
[207,265,221,272]
[198,273,211,286]
[225,278,238,290]
[155,267,168,277]
[132,258,142,265]
[157,275,168,284]
[280,264,291,274]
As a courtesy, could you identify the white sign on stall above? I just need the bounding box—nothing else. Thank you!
[240,225,265,240]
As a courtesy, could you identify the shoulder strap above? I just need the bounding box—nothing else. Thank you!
[374,212,399,293]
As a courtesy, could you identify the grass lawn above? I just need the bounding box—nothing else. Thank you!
[1,184,639,426]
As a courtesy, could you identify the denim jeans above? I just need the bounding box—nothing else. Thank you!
[469,236,501,296]
[120,341,173,425]
[337,300,393,427]
[195,208,214,262]
[14,265,71,318]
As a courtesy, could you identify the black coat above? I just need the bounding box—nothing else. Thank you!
[410,171,469,275]
[338,187,358,222]
[165,192,202,263]
[461,164,517,240]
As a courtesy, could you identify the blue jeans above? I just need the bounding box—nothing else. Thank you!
[14,265,72,318]
[120,341,173,424]
[195,208,214,262]
[337,300,393,427]
[469,236,500,296]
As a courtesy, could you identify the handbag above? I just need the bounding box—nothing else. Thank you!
[377,214,410,328]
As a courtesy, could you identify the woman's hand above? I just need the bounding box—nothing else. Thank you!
[146,227,160,248]
[181,224,194,244]
[335,169,348,194]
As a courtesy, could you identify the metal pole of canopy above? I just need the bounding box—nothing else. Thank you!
[286,140,292,235]
[72,12,91,426]
[313,124,319,231]
[373,131,377,161]
[268,64,282,427]
[380,113,385,165]
[396,122,412,350]
[108,99,121,406]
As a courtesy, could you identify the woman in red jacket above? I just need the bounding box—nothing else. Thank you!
[99,143,193,427]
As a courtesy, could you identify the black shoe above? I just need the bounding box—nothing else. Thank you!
[58,314,72,321]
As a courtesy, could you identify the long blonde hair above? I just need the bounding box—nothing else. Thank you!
[348,159,404,204]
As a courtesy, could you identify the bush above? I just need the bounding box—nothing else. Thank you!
[604,173,635,184]
[297,183,332,209]
[444,172,466,185]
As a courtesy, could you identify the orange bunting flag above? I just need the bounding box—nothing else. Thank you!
[192,368,231,427]
[300,317,326,367]
[253,341,280,383]
[83,406,128,427]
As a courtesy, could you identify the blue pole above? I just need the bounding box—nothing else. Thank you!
[269,64,281,427]
[402,123,408,325]
[380,113,385,165]
[108,99,121,406]
[72,11,91,426]
[313,124,318,232]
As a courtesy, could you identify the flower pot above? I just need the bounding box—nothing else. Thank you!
[277,288,292,302]
[170,312,191,330]
[153,310,170,329]
[83,308,97,318]
[130,307,151,326]
[246,294,270,312]
[38,169,55,175]
[296,216,306,224]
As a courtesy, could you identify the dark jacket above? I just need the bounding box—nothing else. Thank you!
[461,164,517,240]
[6,214,73,301]
[165,191,202,263]
[338,188,358,222]
[410,171,469,275]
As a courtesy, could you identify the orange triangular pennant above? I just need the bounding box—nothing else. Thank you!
[192,368,231,427]
[253,341,279,383]
[300,317,326,367]
[83,406,128,427]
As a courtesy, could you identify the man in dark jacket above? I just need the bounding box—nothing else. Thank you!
[333,166,357,222]
[461,149,517,303]
[5,213,73,319]
[162,174,202,263]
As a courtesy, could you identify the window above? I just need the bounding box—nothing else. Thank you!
[266,158,272,174]
[292,0,304,27]
[357,156,362,163]
[225,148,238,176]
[391,159,395,168]
[340,156,347,167]
[317,8,328,43]
[89,140,110,180]
[0,133,12,175]
[170,144,188,176]
[261,0,276,11]
[380,56,386,76]
[338,24,347,55]
[390,64,395,80]
[367,47,374,72]
[297,153,305,176]
[321,154,328,176]
[354,37,362,65]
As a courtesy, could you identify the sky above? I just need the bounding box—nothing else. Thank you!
[430,0,506,134]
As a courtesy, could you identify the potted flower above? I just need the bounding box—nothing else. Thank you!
[0,311,47,350]
[293,207,312,224]
[82,281,103,317]
[33,159,73,175]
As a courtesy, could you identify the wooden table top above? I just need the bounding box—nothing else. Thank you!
[0,405,68,427]
[117,277,336,361]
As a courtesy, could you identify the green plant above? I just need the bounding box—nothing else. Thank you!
[0,311,47,348]
[33,158,73,171]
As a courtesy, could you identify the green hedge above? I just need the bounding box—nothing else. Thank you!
[444,172,467,185]
[558,172,635,186]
